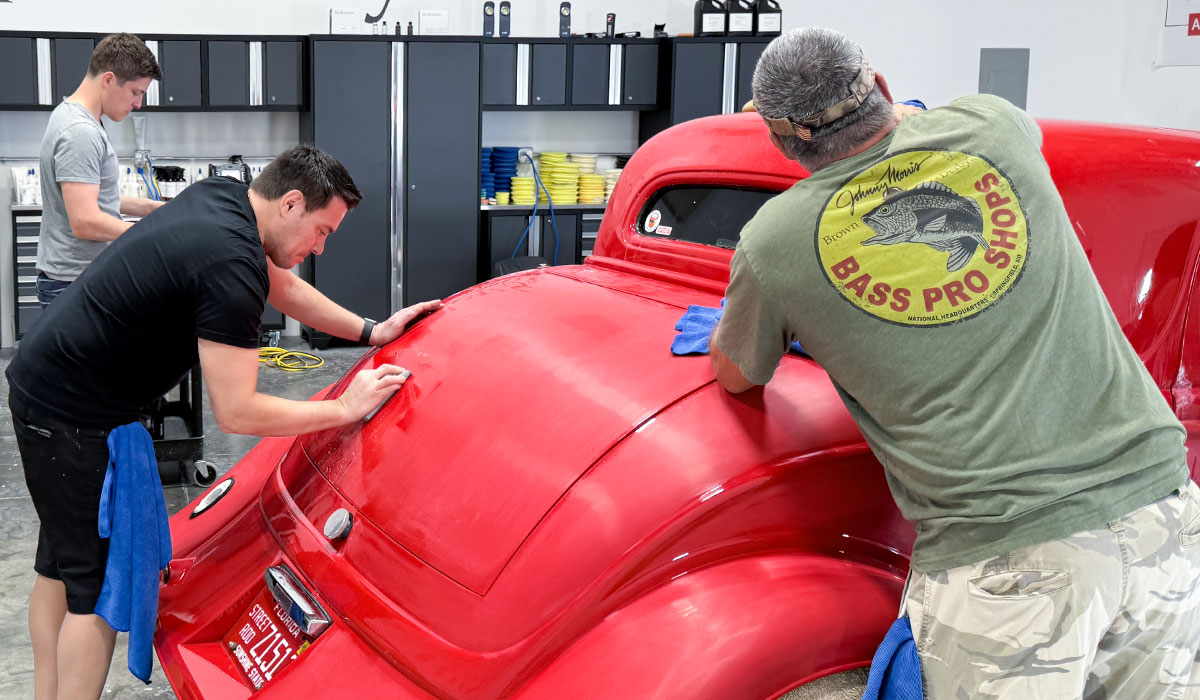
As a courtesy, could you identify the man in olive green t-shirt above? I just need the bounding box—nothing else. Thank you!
[713,28,1200,698]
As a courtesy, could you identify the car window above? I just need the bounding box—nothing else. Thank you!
[636,186,779,249]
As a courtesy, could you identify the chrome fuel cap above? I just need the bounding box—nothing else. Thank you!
[323,508,354,541]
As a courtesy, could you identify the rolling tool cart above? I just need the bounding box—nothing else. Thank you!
[147,365,216,487]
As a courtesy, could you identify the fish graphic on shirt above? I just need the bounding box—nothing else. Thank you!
[860,181,989,272]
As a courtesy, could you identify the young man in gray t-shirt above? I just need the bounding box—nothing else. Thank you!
[36,33,163,307]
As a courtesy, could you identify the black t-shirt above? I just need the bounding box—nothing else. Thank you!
[7,177,268,430]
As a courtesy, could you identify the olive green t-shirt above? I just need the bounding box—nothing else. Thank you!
[714,94,1187,572]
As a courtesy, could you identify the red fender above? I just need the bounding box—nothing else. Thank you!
[508,554,900,700]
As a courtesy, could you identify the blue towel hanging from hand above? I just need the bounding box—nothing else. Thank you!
[671,298,805,356]
[861,616,925,700]
[95,422,173,684]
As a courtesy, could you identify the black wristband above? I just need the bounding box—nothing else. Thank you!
[359,318,376,345]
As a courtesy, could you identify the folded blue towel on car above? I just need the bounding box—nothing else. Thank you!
[95,422,173,684]
[862,616,925,700]
[671,298,805,356]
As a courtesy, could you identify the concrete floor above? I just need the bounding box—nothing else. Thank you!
[0,339,367,700]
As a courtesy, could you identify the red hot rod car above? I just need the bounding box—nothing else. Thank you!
[155,111,1200,699]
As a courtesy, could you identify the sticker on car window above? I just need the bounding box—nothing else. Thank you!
[657,225,673,236]
[645,210,661,233]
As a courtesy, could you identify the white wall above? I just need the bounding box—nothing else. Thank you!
[482,112,638,154]
[754,0,1198,131]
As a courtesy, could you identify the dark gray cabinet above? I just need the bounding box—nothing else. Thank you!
[206,41,249,107]
[11,212,42,338]
[736,41,768,111]
[539,213,578,266]
[160,40,202,106]
[530,43,566,106]
[52,38,95,103]
[623,43,659,106]
[406,41,481,305]
[302,39,392,336]
[672,42,724,124]
[641,38,764,142]
[481,43,516,106]
[264,41,303,106]
[570,43,609,106]
[0,37,38,106]
[481,207,598,279]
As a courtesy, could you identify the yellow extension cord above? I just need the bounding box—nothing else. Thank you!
[258,347,325,372]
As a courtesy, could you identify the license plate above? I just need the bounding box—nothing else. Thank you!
[223,589,309,690]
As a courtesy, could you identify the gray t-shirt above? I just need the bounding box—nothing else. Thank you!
[37,100,122,281]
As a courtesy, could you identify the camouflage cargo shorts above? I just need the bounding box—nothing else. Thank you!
[904,480,1200,700]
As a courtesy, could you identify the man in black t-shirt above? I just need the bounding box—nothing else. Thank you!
[7,145,440,699]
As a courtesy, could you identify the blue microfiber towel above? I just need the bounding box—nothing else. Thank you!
[95,422,173,684]
[861,616,925,700]
[671,298,806,356]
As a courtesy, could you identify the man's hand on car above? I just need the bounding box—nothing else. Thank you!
[371,300,444,346]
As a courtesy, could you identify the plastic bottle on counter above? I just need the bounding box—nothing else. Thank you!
[694,0,727,36]
[727,0,755,36]
[754,0,782,36]
[20,169,39,206]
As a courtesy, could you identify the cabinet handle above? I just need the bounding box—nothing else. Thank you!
[271,96,277,102]
[168,95,174,102]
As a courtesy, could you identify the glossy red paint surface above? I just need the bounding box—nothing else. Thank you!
[156,112,1200,699]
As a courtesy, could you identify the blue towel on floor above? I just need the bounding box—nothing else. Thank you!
[861,616,924,700]
[95,422,173,684]
[671,298,806,356]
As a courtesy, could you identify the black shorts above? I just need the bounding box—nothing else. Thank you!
[10,391,112,615]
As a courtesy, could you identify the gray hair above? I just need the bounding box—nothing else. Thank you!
[752,28,894,168]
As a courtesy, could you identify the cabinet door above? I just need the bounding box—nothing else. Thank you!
[406,42,481,305]
[487,215,529,277]
[206,41,249,107]
[481,43,517,107]
[308,40,391,322]
[623,43,659,106]
[672,42,724,124]
[0,37,38,106]
[530,43,566,106]
[161,40,202,106]
[570,44,608,106]
[539,213,577,266]
[736,41,767,111]
[264,41,303,106]
[52,38,95,103]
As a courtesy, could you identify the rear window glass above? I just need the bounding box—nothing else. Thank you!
[636,186,779,249]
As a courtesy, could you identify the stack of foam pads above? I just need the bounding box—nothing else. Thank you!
[480,147,495,201]
[605,169,622,201]
[510,176,536,205]
[490,147,519,201]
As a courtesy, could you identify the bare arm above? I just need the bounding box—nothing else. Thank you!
[119,195,164,218]
[198,338,410,436]
[711,339,756,394]
[267,262,443,345]
[61,182,132,242]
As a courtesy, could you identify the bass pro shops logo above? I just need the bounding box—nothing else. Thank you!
[816,149,1029,327]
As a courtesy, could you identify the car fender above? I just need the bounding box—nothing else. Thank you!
[507,553,900,700]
